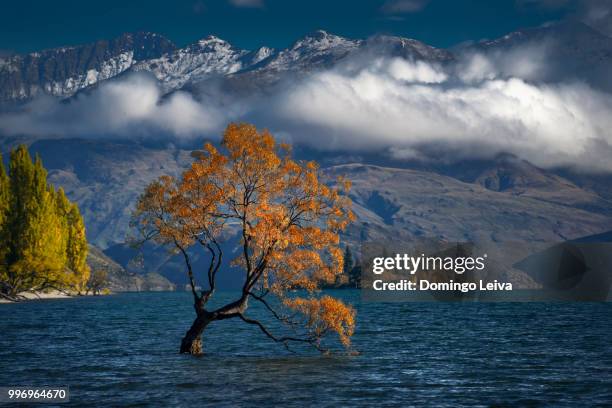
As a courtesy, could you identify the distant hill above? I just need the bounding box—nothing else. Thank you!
[87,245,175,292]
[326,163,612,246]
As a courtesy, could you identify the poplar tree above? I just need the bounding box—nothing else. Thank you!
[68,203,90,292]
[0,145,90,298]
[56,189,90,293]
[0,155,8,222]
[0,156,10,294]
[3,146,36,292]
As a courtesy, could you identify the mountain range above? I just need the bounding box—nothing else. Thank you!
[0,28,454,105]
[2,23,612,289]
[3,21,611,107]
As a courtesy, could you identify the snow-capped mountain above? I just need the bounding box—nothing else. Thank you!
[463,21,612,89]
[2,21,612,107]
[363,34,454,61]
[0,29,455,106]
[131,35,274,93]
[474,21,611,52]
[0,32,176,105]
[258,30,361,72]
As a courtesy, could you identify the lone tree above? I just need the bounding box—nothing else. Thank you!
[134,123,356,355]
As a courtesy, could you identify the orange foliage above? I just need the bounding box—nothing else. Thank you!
[134,123,356,351]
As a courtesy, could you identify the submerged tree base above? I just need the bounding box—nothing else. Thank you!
[179,314,212,355]
[180,337,203,355]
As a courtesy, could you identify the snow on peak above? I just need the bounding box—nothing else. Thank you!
[250,46,275,64]
[365,34,454,61]
[196,35,229,47]
[291,30,360,51]
[260,30,362,71]
[0,29,455,103]
[132,36,248,91]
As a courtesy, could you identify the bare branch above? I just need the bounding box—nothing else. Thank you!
[238,314,325,352]
[174,239,200,307]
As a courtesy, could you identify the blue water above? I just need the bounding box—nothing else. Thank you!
[1,291,611,407]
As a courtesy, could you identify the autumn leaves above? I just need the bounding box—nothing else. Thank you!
[135,123,356,353]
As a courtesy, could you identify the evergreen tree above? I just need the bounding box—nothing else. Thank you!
[349,265,362,288]
[341,246,362,287]
[343,246,354,277]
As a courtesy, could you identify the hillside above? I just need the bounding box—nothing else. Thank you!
[2,138,607,288]
[87,245,175,292]
[327,163,612,246]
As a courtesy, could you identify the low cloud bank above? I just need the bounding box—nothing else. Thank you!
[0,74,226,139]
[2,48,612,172]
[273,55,612,172]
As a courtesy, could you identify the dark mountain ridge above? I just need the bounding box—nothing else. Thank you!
[0,32,176,106]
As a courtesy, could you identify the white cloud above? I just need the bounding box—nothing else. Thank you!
[0,73,227,139]
[457,42,551,83]
[228,0,264,8]
[381,0,429,14]
[2,48,612,173]
[271,54,612,172]
[387,59,447,83]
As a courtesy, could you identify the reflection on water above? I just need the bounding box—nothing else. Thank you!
[0,291,611,407]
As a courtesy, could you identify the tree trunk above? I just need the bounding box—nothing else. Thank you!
[180,313,212,355]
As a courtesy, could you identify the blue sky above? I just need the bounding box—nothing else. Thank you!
[0,0,576,53]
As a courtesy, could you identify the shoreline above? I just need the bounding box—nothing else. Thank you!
[0,290,181,304]
[0,290,98,304]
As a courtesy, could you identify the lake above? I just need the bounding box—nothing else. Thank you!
[1,291,611,407]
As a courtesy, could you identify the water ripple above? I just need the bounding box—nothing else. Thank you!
[0,291,610,407]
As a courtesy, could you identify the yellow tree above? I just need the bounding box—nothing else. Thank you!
[2,147,67,296]
[0,146,90,300]
[55,188,90,293]
[0,155,9,295]
[134,123,356,355]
